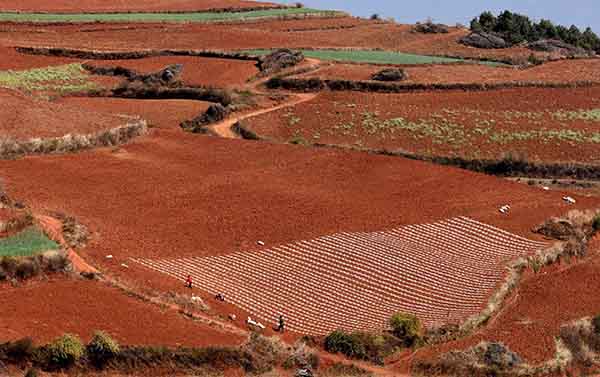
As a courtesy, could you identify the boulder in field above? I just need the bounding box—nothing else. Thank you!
[371,68,408,82]
[460,32,508,49]
[258,48,304,76]
[528,39,588,56]
[414,22,449,34]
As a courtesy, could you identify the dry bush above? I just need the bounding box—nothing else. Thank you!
[61,216,89,249]
[322,362,373,376]
[0,122,147,160]
[559,317,600,368]
[241,333,292,374]
[0,252,71,282]
[413,342,523,377]
[180,103,230,132]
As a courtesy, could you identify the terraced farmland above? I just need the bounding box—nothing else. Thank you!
[134,217,548,334]
[0,8,339,23]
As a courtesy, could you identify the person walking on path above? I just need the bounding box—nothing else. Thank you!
[185,274,193,289]
[277,314,285,333]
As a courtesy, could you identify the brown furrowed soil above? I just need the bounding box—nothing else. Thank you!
[0,89,135,140]
[0,0,279,13]
[244,88,600,164]
[58,97,211,129]
[0,130,596,264]
[0,278,244,347]
[296,59,600,84]
[413,236,600,365]
[87,55,259,87]
[0,46,82,70]
[0,21,545,63]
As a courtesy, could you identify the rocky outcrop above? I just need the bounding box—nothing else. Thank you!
[414,22,449,34]
[460,32,508,49]
[528,39,589,56]
[258,49,304,76]
[371,68,408,82]
[181,103,230,133]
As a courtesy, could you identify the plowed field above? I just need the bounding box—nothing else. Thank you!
[0,21,543,63]
[0,0,279,13]
[244,88,600,163]
[414,236,600,364]
[297,59,600,84]
[134,217,548,334]
[0,278,243,347]
[58,97,210,129]
[87,55,259,87]
[1,132,593,266]
[0,88,134,140]
[0,46,81,70]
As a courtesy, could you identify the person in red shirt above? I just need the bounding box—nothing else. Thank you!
[185,275,193,289]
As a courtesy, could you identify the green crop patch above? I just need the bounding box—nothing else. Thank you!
[0,8,339,23]
[0,63,98,94]
[243,49,507,66]
[0,227,59,257]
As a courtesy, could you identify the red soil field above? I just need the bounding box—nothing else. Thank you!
[58,97,210,129]
[0,130,597,268]
[234,16,372,32]
[87,55,259,87]
[244,88,600,164]
[135,217,548,334]
[0,278,244,347]
[298,59,600,85]
[0,0,279,13]
[0,46,82,70]
[413,236,600,365]
[0,89,134,140]
[0,20,544,63]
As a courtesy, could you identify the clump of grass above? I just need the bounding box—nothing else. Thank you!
[0,64,98,94]
[46,334,85,368]
[0,227,59,257]
[87,331,120,368]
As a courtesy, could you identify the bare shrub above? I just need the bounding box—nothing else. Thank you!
[413,342,522,377]
[322,362,373,376]
[62,216,89,249]
[3,337,35,362]
[241,333,291,374]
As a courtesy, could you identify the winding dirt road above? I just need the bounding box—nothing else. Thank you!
[211,92,318,138]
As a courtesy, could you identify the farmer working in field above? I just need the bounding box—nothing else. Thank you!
[185,274,193,289]
[278,314,285,333]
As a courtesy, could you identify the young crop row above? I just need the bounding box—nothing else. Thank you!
[134,217,547,334]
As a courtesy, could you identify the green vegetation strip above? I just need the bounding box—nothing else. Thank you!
[0,8,338,23]
[245,48,466,65]
[0,227,59,257]
[0,63,98,93]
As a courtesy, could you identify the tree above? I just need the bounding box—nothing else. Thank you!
[478,11,497,31]
[389,313,422,347]
[536,19,558,39]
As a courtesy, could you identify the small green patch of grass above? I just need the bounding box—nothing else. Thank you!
[0,64,98,94]
[244,49,509,66]
[246,48,465,65]
[0,227,59,257]
[0,8,337,23]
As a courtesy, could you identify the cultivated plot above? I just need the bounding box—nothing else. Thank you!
[134,217,548,334]
[0,8,338,23]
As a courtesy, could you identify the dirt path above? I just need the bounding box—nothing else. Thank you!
[211,92,318,138]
